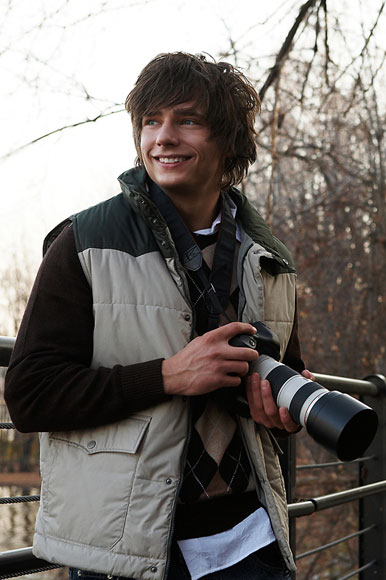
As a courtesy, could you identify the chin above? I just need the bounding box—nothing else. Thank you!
[154,177,190,193]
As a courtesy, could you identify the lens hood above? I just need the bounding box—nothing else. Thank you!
[305,390,378,461]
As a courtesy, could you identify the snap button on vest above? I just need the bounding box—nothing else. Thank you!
[150,566,157,573]
[165,478,172,485]
[87,440,96,450]
[184,314,191,321]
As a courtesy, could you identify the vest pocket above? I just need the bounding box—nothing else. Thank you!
[39,415,151,550]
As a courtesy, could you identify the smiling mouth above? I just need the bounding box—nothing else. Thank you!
[156,156,191,164]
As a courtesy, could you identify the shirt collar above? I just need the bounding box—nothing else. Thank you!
[194,198,241,241]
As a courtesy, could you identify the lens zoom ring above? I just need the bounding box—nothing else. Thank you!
[265,365,297,399]
[289,382,322,424]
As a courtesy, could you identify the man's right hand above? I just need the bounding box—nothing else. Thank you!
[162,322,259,396]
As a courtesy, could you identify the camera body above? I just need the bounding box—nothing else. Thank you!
[229,321,281,361]
[230,322,378,462]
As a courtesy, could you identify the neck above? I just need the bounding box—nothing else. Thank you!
[166,192,220,231]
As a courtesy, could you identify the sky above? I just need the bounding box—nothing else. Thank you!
[0,0,383,329]
[0,0,305,276]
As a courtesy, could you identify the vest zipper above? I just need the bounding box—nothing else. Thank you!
[160,219,195,577]
[266,428,284,455]
[162,404,193,580]
[237,240,253,321]
[238,417,294,571]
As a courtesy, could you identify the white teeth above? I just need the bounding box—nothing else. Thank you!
[158,157,187,164]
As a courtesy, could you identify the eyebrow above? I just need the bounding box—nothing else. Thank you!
[173,107,205,118]
[143,107,206,119]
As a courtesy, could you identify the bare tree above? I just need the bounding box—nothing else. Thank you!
[236,0,386,376]
[0,0,157,160]
[221,3,385,577]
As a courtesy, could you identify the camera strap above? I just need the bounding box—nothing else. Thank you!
[147,178,237,330]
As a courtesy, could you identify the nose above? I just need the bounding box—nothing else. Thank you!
[156,120,179,147]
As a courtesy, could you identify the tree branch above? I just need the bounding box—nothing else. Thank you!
[0,108,125,161]
[259,0,319,101]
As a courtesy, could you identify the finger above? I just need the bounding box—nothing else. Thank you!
[202,323,259,361]
[246,372,263,411]
[225,360,250,377]
[301,369,316,382]
[217,321,257,340]
[221,374,244,388]
[227,346,259,363]
[278,407,300,433]
[260,379,284,429]
[247,375,281,429]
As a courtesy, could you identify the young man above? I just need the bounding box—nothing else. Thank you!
[5,52,309,580]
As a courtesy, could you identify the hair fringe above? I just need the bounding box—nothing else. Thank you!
[125,52,260,189]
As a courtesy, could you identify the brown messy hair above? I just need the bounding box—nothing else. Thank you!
[125,52,260,190]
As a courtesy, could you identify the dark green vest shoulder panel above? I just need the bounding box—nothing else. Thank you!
[229,188,296,274]
[71,193,159,257]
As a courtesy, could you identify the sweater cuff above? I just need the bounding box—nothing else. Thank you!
[120,358,170,409]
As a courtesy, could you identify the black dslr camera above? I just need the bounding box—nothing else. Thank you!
[229,322,378,462]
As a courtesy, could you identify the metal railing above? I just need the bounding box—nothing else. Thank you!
[1,335,385,579]
[281,369,386,580]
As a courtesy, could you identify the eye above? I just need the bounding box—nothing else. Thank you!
[182,119,198,126]
[142,118,158,127]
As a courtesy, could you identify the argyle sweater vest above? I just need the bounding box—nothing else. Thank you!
[179,234,255,508]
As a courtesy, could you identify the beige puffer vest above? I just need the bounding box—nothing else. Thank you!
[33,168,297,578]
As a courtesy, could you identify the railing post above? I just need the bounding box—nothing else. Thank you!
[359,374,386,579]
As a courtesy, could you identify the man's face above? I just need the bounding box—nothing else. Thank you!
[140,101,225,201]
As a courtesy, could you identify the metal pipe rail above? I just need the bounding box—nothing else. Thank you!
[296,525,375,560]
[339,561,377,580]
[1,335,385,578]
[288,480,386,517]
[0,481,384,578]
[313,372,382,396]
[1,336,385,396]
[0,547,61,578]
[296,455,375,471]
[0,337,15,367]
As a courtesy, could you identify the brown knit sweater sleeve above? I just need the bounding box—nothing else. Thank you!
[4,224,169,433]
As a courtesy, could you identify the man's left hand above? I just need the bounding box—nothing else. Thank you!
[245,369,315,433]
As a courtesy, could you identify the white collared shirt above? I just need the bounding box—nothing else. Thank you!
[178,507,275,579]
[180,197,275,578]
[194,198,242,242]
